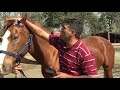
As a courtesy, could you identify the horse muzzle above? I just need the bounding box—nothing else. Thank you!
[0,64,12,75]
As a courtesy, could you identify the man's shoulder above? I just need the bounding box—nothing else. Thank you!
[79,40,88,49]
[49,34,60,39]
[78,40,91,55]
[49,34,65,45]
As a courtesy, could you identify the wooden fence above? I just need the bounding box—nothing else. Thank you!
[92,32,120,43]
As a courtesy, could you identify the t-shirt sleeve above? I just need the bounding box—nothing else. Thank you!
[49,34,59,47]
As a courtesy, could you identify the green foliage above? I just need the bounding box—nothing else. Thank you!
[1,12,120,37]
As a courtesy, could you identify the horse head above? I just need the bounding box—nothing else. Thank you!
[0,14,32,75]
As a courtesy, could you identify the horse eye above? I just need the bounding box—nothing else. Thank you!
[12,36,19,41]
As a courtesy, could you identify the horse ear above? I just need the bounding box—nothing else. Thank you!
[20,13,27,24]
[4,19,15,29]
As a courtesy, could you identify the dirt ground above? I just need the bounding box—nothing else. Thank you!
[4,43,120,78]
[4,53,44,78]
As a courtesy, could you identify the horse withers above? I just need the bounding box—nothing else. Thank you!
[0,14,115,78]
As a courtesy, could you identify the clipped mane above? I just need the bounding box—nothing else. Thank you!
[32,21,52,34]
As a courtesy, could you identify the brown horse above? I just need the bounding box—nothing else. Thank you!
[0,15,115,78]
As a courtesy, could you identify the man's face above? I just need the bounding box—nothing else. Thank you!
[59,24,72,41]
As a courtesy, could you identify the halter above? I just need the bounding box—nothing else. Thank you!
[0,21,33,78]
[13,20,24,27]
[0,34,33,65]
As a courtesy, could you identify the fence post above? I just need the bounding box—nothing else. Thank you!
[107,32,110,42]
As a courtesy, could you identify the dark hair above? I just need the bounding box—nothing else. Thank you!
[62,18,84,39]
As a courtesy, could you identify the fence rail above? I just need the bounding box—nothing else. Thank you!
[112,43,120,46]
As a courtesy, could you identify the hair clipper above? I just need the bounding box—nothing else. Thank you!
[45,67,57,77]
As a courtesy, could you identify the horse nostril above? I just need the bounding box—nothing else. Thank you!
[2,65,6,71]
[3,65,8,71]
[2,64,4,68]
[2,64,11,74]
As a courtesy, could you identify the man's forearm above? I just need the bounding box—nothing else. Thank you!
[53,72,99,78]
[25,20,44,36]
[70,75,99,78]
[25,20,50,41]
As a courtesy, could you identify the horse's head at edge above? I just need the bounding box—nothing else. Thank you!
[0,14,30,75]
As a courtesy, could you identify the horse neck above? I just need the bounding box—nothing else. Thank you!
[27,26,51,65]
[26,26,60,72]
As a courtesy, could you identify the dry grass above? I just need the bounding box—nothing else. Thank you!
[4,53,44,78]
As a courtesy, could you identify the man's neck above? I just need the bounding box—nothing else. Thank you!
[66,37,78,48]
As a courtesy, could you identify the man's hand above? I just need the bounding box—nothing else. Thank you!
[12,64,22,74]
[53,72,72,78]
[52,72,99,78]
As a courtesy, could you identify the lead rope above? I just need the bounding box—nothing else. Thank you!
[14,63,27,78]
[15,69,27,78]
[19,69,27,78]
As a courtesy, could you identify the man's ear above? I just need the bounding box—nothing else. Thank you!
[71,30,76,35]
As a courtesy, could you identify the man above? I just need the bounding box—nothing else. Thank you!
[13,18,98,78]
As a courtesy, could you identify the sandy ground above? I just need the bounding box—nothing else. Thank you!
[3,43,120,78]
[4,53,44,78]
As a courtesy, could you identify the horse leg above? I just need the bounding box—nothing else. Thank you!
[102,54,114,78]
[102,42,115,78]
[103,65,113,78]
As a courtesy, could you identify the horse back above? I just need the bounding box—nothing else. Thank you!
[81,36,115,69]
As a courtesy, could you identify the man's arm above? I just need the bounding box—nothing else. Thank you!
[53,72,99,78]
[25,20,50,42]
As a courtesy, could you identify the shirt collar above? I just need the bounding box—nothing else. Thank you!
[71,39,82,50]
[62,39,82,50]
